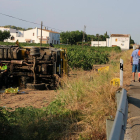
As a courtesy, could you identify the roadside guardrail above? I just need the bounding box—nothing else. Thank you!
[106,88,128,140]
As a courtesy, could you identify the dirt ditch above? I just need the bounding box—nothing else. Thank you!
[0,88,58,109]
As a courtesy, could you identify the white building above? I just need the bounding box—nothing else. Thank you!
[0,27,60,44]
[91,34,130,50]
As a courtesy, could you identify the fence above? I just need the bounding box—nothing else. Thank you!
[106,88,128,140]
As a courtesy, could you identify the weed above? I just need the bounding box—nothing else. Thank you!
[0,49,133,140]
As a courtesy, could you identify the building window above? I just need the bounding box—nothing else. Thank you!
[33,33,34,36]
[11,36,15,40]
[52,40,53,44]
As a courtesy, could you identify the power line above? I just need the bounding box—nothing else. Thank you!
[0,12,64,32]
[0,13,40,26]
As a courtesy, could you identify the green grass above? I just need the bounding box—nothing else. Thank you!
[0,42,123,140]
[0,68,117,140]
[0,106,83,140]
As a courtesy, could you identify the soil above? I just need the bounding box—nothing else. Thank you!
[0,88,58,109]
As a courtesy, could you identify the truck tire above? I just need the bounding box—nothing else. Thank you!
[26,83,46,90]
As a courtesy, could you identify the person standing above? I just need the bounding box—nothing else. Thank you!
[131,45,140,82]
[137,46,140,81]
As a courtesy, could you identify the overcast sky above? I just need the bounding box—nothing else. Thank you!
[0,0,140,43]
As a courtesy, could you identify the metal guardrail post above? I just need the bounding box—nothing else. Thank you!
[106,89,128,140]
[116,90,122,109]
[106,119,114,140]
[120,59,123,87]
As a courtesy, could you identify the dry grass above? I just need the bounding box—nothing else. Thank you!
[52,49,133,140]
[109,49,133,90]
[0,49,133,140]
[58,69,117,139]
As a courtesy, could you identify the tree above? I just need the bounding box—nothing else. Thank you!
[3,25,26,31]
[60,31,110,45]
[104,31,109,40]
[87,35,95,41]
[0,30,11,42]
[130,36,135,44]
[27,28,33,30]
[60,31,84,45]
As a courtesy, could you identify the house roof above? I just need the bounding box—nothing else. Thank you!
[38,28,60,34]
[110,34,130,37]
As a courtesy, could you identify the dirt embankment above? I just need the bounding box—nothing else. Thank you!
[0,89,58,109]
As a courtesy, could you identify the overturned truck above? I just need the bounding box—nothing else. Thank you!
[0,45,68,89]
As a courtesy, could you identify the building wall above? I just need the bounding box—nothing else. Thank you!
[91,41,107,47]
[0,27,26,42]
[1,27,60,44]
[9,28,17,33]
[110,37,130,49]
[49,32,60,44]
[4,32,26,43]
[38,29,50,44]
[106,38,111,47]
[24,28,38,43]
[91,36,130,50]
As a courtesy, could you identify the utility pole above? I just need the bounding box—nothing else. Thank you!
[98,34,99,47]
[82,25,86,48]
[41,21,43,46]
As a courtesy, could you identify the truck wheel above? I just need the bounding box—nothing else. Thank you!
[26,83,46,90]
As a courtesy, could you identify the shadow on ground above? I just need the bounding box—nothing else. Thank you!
[128,96,140,109]
[0,107,82,140]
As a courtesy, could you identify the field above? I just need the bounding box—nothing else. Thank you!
[0,42,121,70]
[0,43,133,140]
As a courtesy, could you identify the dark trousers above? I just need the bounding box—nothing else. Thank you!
[0,72,8,89]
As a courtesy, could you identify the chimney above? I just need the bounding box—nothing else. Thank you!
[44,27,46,30]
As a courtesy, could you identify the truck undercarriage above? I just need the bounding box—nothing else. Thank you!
[0,45,68,90]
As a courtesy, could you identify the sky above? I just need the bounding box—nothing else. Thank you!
[0,0,140,43]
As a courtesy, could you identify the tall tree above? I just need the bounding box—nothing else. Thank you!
[0,30,11,42]
[130,36,135,44]
[60,31,110,44]
[60,31,84,45]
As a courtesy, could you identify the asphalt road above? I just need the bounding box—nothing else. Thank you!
[124,75,140,140]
